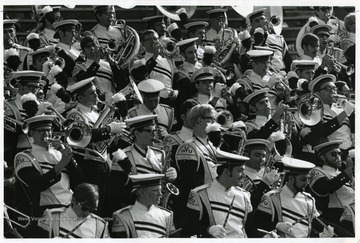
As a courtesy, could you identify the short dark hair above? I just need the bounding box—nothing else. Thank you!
[301,33,319,49]
[141,29,157,42]
[180,99,198,116]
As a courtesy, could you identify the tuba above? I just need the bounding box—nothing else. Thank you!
[156,6,196,21]
[109,19,140,69]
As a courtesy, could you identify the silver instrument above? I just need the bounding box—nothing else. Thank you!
[4,204,31,229]
[156,6,196,21]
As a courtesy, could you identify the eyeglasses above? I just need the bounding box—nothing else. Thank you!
[330,151,342,157]
[141,128,157,135]
[319,86,337,93]
[24,84,41,91]
[202,116,216,122]
[318,33,330,38]
[320,7,332,12]
[35,129,52,134]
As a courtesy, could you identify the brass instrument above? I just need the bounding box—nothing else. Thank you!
[44,136,105,163]
[159,38,177,57]
[156,6,196,21]
[297,93,324,126]
[108,19,140,69]
[4,116,29,134]
[4,204,31,229]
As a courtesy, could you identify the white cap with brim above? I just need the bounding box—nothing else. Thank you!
[138,79,165,95]
[42,6,53,14]
[314,140,342,155]
[184,21,209,31]
[176,37,198,52]
[130,174,165,190]
[243,88,269,104]
[191,67,216,83]
[215,149,249,166]
[247,50,273,62]
[308,74,336,92]
[245,138,271,150]
[124,114,157,131]
[66,77,95,96]
[26,33,40,40]
[25,114,57,131]
[11,71,44,84]
[246,8,266,22]
[281,157,315,174]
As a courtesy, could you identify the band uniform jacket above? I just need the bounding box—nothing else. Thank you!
[38,206,108,238]
[184,179,252,238]
[309,165,354,222]
[111,200,174,238]
[90,24,124,48]
[245,115,279,139]
[254,185,319,238]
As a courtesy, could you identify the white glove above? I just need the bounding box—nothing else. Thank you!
[263,231,280,238]
[107,121,126,134]
[319,225,335,238]
[275,222,293,233]
[37,101,52,114]
[344,100,355,116]
[328,34,341,44]
[269,131,286,143]
[165,167,177,181]
[263,168,280,186]
[208,225,226,238]
[214,83,226,98]
[300,127,311,138]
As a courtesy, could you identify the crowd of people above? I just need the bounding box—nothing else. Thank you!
[3,5,355,238]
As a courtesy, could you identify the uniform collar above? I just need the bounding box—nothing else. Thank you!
[283,184,303,198]
[213,178,232,192]
[134,143,147,157]
[77,103,95,113]
[322,164,338,173]
[255,115,269,122]
[134,200,153,212]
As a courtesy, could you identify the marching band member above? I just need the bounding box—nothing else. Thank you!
[112,174,175,238]
[4,19,31,70]
[28,46,53,72]
[122,114,177,181]
[184,21,209,59]
[296,6,346,57]
[66,77,126,215]
[183,150,251,238]
[190,67,227,110]
[128,79,175,135]
[254,157,334,238]
[173,104,218,228]
[143,15,167,39]
[38,183,108,238]
[53,19,82,60]
[205,8,233,44]
[36,6,59,47]
[90,5,124,48]
[140,29,177,103]
[14,115,84,237]
[241,139,280,209]
[291,60,317,82]
[305,74,354,157]
[240,50,273,91]
[243,89,288,139]
[309,141,354,236]
[246,8,292,71]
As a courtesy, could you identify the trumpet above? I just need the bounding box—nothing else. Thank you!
[4,116,29,134]
[4,204,31,229]
[159,38,177,57]
[44,136,105,163]
[262,15,281,33]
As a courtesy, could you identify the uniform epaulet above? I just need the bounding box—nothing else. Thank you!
[193,183,211,193]
[176,141,200,162]
[115,205,132,215]
[122,146,133,153]
[235,186,247,192]
[66,108,87,122]
[154,205,172,215]
[265,188,282,197]
[160,103,173,111]
[164,134,182,146]
[90,213,106,223]
[301,191,314,199]
[148,146,164,153]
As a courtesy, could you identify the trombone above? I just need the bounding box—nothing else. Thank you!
[4,204,31,229]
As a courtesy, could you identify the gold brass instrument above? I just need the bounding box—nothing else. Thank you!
[4,204,31,229]
[44,136,105,163]
[297,93,324,126]
[4,116,29,134]
[159,38,177,58]
[109,19,140,69]
[156,6,196,21]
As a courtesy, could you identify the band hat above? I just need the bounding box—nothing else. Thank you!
[51,6,61,12]
[143,15,164,24]
[30,46,53,58]
[42,5,53,14]
[184,21,209,32]
[245,138,271,151]
[246,8,266,23]
[309,24,331,36]
[26,32,40,40]
[94,5,115,14]
[66,76,95,96]
[176,37,198,52]
[20,93,39,105]
[254,27,264,35]
[216,149,249,166]
[340,37,355,54]
[206,8,228,18]
[4,19,18,30]
[308,74,336,92]
[4,48,19,60]
[53,19,80,38]
[243,88,269,105]
[130,174,165,190]
[314,140,342,155]
[25,114,57,131]
[11,71,44,85]
[247,50,273,62]
[229,82,241,96]
[167,23,179,35]
[138,79,165,96]
[191,67,216,83]
[292,60,317,71]
[124,114,157,131]
[282,157,315,174]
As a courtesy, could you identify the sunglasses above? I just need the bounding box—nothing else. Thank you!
[319,86,337,92]
[330,151,342,157]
